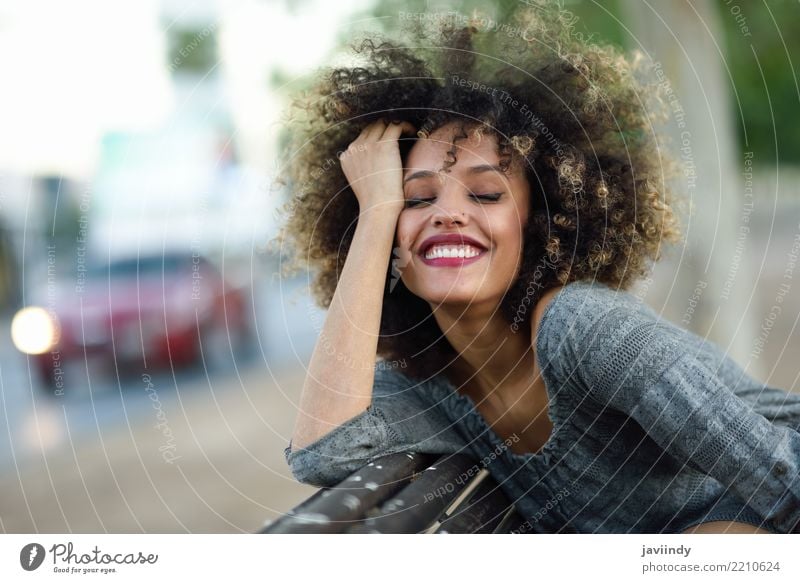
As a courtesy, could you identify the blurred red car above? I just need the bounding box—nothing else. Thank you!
[13,252,252,392]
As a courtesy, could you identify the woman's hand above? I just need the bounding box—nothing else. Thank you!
[339,118,416,217]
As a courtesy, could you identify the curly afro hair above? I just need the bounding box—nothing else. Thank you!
[273,2,685,381]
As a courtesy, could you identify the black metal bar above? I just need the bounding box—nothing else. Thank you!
[347,453,481,533]
[261,452,437,533]
[262,451,526,534]
[435,477,520,533]
[256,485,332,534]
[493,507,527,533]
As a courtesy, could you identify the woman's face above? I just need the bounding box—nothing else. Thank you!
[395,122,531,311]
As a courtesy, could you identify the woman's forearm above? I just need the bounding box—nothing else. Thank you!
[289,207,401,451]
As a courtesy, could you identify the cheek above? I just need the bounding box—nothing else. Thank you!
[394,213,417,251]
[487,215,526,275]
[488,213,524,252]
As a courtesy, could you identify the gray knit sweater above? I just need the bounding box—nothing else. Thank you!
[285,280,800,533]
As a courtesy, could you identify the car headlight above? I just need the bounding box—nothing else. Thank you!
[11,306,60,355]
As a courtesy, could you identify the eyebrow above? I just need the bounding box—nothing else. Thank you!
[402,164,505,185]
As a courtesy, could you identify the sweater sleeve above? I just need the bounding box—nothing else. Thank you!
[548,285,800,533]
[284,366,467,488]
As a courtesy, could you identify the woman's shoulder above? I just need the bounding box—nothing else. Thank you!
[542,278,647,312]
[535,279,652,341]
[533,279,686,373]
[532,279,751,412]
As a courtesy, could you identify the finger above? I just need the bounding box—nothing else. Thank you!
[362,118,389,141]
[353,119,382,143]
[379,120,417,142]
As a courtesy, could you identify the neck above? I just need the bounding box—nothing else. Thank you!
[432,301,535,396]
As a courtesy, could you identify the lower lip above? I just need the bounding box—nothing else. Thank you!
[419,249,488,267]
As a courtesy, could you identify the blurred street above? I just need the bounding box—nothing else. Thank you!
[0,266,323,533]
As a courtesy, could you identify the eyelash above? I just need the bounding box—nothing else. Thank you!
[404,193,503,208]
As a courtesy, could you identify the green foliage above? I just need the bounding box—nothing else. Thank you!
[715,0,800,164]
[165,26,218,75]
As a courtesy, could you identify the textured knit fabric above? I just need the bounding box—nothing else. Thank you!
[284,280,800,533]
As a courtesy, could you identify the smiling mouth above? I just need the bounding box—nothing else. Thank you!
[419,243,488,267]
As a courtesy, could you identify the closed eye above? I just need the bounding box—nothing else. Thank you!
[404,193,503,208]
[404,198,434,208]
[471,193,503,202]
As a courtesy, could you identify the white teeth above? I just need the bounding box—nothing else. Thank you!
[424,244,485,260]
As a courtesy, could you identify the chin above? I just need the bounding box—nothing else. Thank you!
[407,280,500,308]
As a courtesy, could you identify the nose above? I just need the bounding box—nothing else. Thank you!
[432,210,466,227]
[430,194,469,227]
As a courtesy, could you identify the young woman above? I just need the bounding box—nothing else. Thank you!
[276,5,800,533]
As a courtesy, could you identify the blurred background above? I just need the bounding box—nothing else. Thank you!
[0,0,799,533]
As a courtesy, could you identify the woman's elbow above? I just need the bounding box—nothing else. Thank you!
[284,443,375,488]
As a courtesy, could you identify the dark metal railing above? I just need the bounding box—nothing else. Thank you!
[260,452,525,534]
